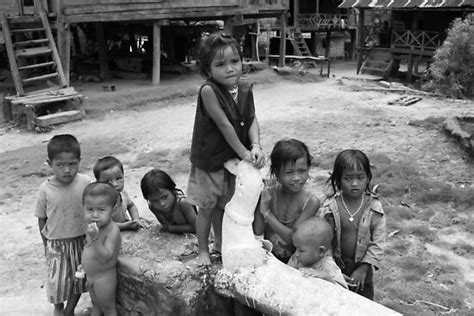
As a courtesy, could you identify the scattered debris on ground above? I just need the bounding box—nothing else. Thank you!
[388,96,423,106]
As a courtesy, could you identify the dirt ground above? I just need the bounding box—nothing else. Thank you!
[0,61,473,316]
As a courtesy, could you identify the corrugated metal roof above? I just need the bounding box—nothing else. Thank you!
[339,0,474,8]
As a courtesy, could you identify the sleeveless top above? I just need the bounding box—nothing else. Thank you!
[190,79,255,171]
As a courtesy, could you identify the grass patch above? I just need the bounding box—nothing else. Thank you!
[386,205,416,221]
[398,256,430,280]
[408,116,445,130]
[406,223,436,242]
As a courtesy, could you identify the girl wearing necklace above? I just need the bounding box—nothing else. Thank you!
[317,149,386,300]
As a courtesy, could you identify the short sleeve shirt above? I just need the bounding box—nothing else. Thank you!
[35,173,92,239]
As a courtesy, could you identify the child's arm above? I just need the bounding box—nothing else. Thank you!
[127,201,140,221]
[201,86,252,162]
[168,200,197,233]
[253,192,267,236]
[88,226,121,263]
[293,196,321,228]
[38,218,47,247]
[248,118,265,168]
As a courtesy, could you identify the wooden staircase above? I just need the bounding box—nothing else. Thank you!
[287,27,317,68]
[1,3,67,96]
[360,48,392,78]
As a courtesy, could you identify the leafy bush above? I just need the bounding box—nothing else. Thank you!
[423,18,474,98]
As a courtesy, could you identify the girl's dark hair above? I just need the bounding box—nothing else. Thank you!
[198,31,242,79]
[270,139,312,176]
[140,169,183,200]
[93,156,123,180]
[83,182,119,207]
[328,149,372,196]
[47,134,81,161]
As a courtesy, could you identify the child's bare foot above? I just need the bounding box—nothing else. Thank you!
[197,251,211,265]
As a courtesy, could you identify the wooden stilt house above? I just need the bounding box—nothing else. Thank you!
[1,0,289,92]
[338,0,474,81]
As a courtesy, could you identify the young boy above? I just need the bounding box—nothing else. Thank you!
[35,134,92,316]
[287,217,348,289]
[82,182,121,316]
[93,156,140,231]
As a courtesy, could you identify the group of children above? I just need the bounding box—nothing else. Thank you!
[35,31,385,315]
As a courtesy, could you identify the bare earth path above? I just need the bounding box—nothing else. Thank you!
[1,65,473,315]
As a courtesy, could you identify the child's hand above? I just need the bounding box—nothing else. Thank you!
[250,146,265,168]
[87,222,99,241]
[259,190,272,216]
[351,264,370,292]
[343,273,357,290]
[126,220,140,231]
[241,150,254,164]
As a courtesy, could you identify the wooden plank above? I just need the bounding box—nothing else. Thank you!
[12,93,81,105]
[38,8,68,87]
[64,3,240,15]
[2,13,24,95]
[65,8,254,23]
[57,15,71,84]
[15,46,51,57]
[35,110,83,127]
[9,87,78,104]
[22,72,58,83]
[18,61,55,70]
[14,38,49,47]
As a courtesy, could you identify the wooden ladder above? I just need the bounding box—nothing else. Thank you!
[1,1,67,96]
[287,27,317,68]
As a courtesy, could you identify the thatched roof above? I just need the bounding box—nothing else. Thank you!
[339,0,474,9]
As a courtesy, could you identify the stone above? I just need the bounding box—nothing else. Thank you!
[116,226,234,315]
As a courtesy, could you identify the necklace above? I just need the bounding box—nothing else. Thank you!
[229,85,238,102]
[341,194,364,222]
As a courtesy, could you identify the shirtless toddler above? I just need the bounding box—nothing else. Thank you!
[81,182,121,316]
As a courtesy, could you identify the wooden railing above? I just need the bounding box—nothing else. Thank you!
[391,30,443,51]
[297,13,349,30]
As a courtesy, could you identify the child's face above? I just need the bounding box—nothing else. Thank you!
[84,195,115,228]
[147,188,175,213]
[340,167,368,199]
[48,152,80,185]
[277,157,309,193]
[292,233,323,267]
[209,45,242,89]
[98,165,124,192]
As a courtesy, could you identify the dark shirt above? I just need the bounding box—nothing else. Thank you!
[190,79,255,171]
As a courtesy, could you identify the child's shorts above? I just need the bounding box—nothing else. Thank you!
[187,165,235,210]
[45,236,86,304]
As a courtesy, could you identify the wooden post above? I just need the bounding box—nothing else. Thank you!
[278,12,287,67]
[57,16,71,85]
[325,30,332,58]
[95,22,110,80]
[152,21,161,85]
[224,16,234,35]
[251,22,257,60]
[407,53,413,82]
[356,8,365,74]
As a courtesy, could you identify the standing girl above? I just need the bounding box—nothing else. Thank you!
[141,169,197,233]
[253,139,320,263]
[187,32,265,265]
[317,149,386,300]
